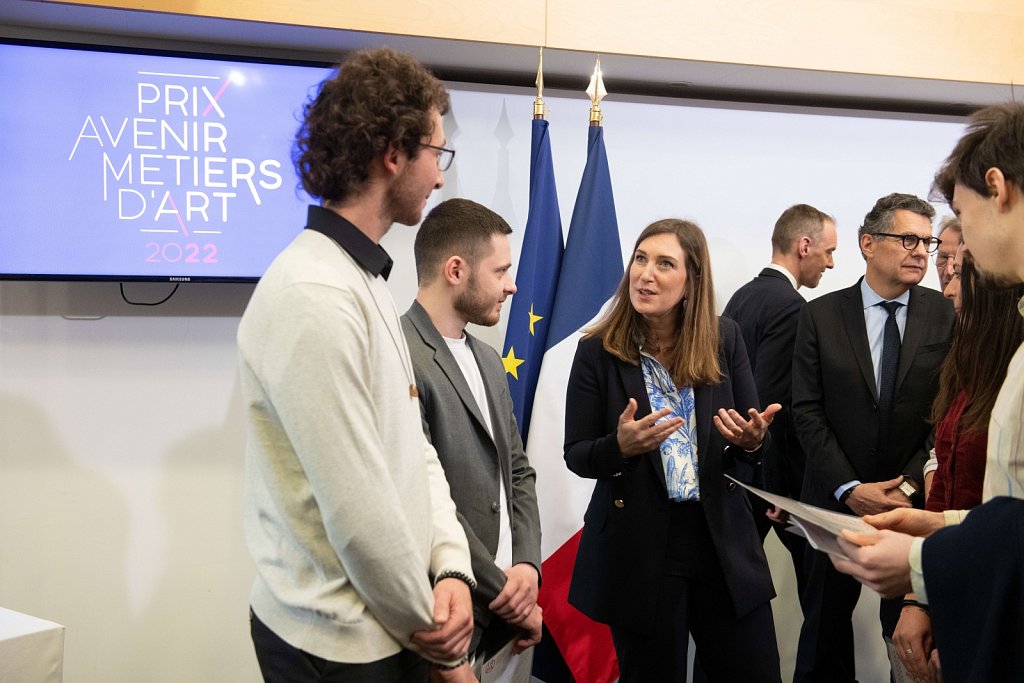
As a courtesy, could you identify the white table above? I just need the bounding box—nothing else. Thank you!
[0,607,64,683]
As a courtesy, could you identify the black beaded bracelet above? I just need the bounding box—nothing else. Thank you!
[434,569,477,591]
[901,598,930,613]
[431,654,469,670]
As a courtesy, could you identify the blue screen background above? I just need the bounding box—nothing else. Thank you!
[0,43,332,280]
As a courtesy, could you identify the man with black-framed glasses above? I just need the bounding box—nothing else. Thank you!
[870,231,943,252]
[791,192,955,682]
[239,47,476,683]
[421,143,456,172]
[829,100,1024,683]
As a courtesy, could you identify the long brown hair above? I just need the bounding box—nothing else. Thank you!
[931,251,1024,432]
[585,219,722,387]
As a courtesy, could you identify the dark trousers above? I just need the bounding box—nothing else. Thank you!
[250,610,428,683]
[611,503,781,683]
[750,492,810,612]
[793,551,901,683]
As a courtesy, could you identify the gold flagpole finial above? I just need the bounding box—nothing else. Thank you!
[533,47,545,119]
[586,55,607,126]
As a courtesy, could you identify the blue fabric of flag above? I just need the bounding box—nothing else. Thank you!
[546,125,623,349]
[502,118,563,442]
[530,123,624,683]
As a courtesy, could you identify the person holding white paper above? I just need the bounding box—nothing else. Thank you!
[833,101,1024,683]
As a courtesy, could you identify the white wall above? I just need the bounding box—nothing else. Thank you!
[0,83,966,682]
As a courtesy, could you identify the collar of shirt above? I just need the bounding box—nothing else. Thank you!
[304,205,394,280]
[766,263,798,290]
[859,277,910,310]
[1018,294,1024,319]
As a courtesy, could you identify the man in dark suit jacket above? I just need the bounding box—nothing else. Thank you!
[791,193,955,682]
[723,203,838,607]
[827,100,1024,683]
[401,199,543,673]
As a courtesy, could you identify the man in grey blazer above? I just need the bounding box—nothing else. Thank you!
[402,198,543,671]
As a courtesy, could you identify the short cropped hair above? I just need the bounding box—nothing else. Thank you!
[933,102,1024,203]
[937,215,962,237]
[859,193,935,240]
[771,204,833,253]
[413,198,512,285]
[293,47,449,203]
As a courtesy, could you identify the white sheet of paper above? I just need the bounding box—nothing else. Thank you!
[884,636,918,683]
[725,474,878,558]
[788,517,853,558]
[475,639,532,683]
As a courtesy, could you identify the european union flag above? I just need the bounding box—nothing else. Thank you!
[547,124,623,346]
[502,117,563,442]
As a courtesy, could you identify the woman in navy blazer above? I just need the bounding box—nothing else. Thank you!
[565,219,782,682]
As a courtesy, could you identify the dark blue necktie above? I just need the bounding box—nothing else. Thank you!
[877,301,902,460]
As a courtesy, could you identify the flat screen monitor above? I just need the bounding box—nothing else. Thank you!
[0,40,332,282]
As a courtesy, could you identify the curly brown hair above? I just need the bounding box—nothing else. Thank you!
[293,47,449,203]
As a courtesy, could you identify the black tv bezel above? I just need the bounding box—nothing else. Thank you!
[0,37,334,284]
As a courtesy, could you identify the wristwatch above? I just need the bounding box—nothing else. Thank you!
[839,484,858,503]
[898,479,917,498]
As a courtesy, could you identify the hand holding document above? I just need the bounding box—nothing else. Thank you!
[724,474,878,559]
[474,639,531,683]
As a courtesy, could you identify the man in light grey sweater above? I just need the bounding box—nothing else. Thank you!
[238,48,476,682]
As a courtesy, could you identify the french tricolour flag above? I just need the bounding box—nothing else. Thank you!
[510,121,622,683]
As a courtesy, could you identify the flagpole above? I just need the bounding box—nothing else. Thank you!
[534,47,545,120]
[531,51,623,683]
[502,45,563,442]
[586,55,607,127]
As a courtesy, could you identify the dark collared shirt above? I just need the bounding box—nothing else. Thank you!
[304,205,393,280]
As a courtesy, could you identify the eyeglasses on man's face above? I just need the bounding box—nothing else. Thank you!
[421,143,455,171]
[934,251,955,268]
[872,232,942,254]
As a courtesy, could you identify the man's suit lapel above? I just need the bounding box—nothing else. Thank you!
[616,357,669,492]
[406,302,492,436]
[896,286,927,391]
[840,283,879,397]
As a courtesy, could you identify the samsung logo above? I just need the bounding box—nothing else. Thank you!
[168,277,191,282]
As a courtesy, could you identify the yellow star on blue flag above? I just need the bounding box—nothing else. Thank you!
[501,116,563,442]
[502,346,525,380]
[528,304,543,336]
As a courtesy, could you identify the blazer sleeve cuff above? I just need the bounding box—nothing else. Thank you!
[725,442,763,466]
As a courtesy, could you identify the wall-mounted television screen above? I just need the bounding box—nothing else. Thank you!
[0,41,331,282]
